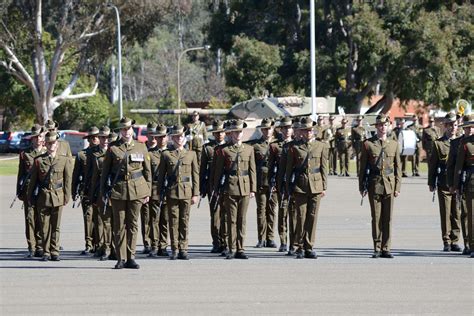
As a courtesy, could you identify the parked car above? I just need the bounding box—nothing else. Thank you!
[17,132,32,152]
[59,130,88,155]
[133,125,148,143]
[0,131,26,153]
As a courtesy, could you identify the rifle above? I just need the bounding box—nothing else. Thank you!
[209,172,226,213]
[432,166,441,202]
[287,145,312,206]
[103,152,129,214]
[268,162,277,200]
[31,160,55,205]
[456,170,468,209]
[360,167,370,206]
[72,175,83,208]
[159,158,182,209]
[10,169,33,209]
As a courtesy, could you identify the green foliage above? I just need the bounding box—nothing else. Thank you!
[224,36,283,103]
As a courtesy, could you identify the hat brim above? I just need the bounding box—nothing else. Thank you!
[296,122,317,130]
[169,128,187,136]
[151,131,168,137]
[82,133,99,139]
[211,128,225,133]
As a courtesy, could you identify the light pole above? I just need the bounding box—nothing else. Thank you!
[107,3,123,119]
[177,45,211,124]
[310,0,317,120]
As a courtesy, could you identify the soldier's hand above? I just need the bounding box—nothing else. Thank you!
[429,186,435,192]
[449,187,455,194]
[191,195,199,205]
[320,191,326,197]
[394,191,400,197]
[143,196,150,204]
[360,191,367,197]
[250,192,255,198]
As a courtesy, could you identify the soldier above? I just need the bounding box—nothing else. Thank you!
[314,116,326,141]
[352,115,366,174]
[187,111,208,167]
[157,125,199,260]
[44,119,72,157]
[453,121,474,258]
[100,117,152,269]
[17,124,46,258]
[72,126,100,255]
[88,126,115,261]
[359,114,401,258]
[447,115,473,255]
[422,116,441,162]
[408,115,423,176]
[200,120,227,253]
[286,117,328,259]
[252,118,278,248]
[269,117,293,253]
[147,124,170,258]
[27,131,73,261]
[213,119,256,259]
[428,113,462,252]
[325,115,338,175]
[140,121,158,254]
[391,119,410,177]
[336,118,351,176]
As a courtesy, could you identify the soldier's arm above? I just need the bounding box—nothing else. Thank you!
[277,149,287,192]
[446,143,457,188]
[199,147,208,193]
[16,152,25,196]
[142,149,152,197]
[285,147,295,194]
[63,156,73,205]
[394,142,402,193]
[99,149,112,198]
[191,151,199,197]
[453,142,466,188]
[155,153,167,196]
[427,142,438,187]
[27,159,39,203]
[358,141,368,192]
[71,154,82,195]
[89,160,99,201]
[267,145,275,186]
[321,143,329,191]
[212,149,224,192]
[249,147,257,193]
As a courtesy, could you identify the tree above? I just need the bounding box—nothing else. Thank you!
[0,0,172,125]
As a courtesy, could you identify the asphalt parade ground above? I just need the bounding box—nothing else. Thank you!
[0,174,472,315]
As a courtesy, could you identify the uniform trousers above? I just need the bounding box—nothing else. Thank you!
[293,192,321,251]
[140,203,151,248]
[81,198,94,249]
[437,189,461,245]
[255,188,277,242]
[23,201,42,251]
[149,200,169,250]
[111,199,142,261]
[167,198,191,252]
[39,206,63,256]
[368,191,394,252]
[225,194,249,253]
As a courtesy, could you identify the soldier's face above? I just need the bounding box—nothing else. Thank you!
[376,122,388,135]
[45,140,58,153]
[147,133,157,146]
[281,126,293,139]
[121,126,133,140]
[192,114,199,122]
[172,133,185,147]
[445,122,458,135]
[261,128,273,139]
[156,135,167,147]
[99,136,108,149]
[89,135,99,146]
[230,131,242,143]
[213,131,225,142]
[31,135,40,147]
[301,128,313,141]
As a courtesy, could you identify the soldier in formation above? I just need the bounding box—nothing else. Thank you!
[16,124,46,258]
[359,114,401,258]
[187,111,208,167]
[408,115,423,176]
[351,115,367,174]
[422,116,441,162]
[27,131,73,261]
[100,117,152,269]
[326,115,338,175]
[336,118,351,176]
[428,113,462,252]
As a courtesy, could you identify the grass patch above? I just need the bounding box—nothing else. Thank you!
[0,158,19,176]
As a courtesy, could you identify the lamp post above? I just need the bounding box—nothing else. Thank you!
[177,45,210,124]
[107,3,123,119]
[310,0,317,120]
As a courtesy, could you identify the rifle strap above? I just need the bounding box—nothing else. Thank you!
[109,150,130,190]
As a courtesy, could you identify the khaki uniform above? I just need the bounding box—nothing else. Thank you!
[99,139,152,262]
[428,136,461,246]
[336,127,352,175]
[271,138,298,250]
[149,146,169,252]
[27,151,73,257]
[187,121,207,167]
[447,135,469,248]
[72,146,96,251]
[139,143,157,251]
[157,148,199,253]
[286,140,328,253]
[17,147,46,253]
[352,125,366,173]
[58,139,72,157]
[323,125,337,174]
[359,136,401,252]
[89,146,114,257]
[314,125,326,141]
[453,135,474,252]
[252,137,278,244]
[407,123,423,175]
[201,140,225,250]
[422,126,441,161]
[213,143,257,254]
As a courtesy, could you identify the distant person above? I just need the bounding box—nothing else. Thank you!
[336,118,351,176]
[187,111,207,167]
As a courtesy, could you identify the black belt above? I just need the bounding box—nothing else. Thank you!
[228,170,249,176]
[117,171,143,181]
[310,167,320,174]
[371,168,394,176]
[179,176,191,183]
[40,182,63,190]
